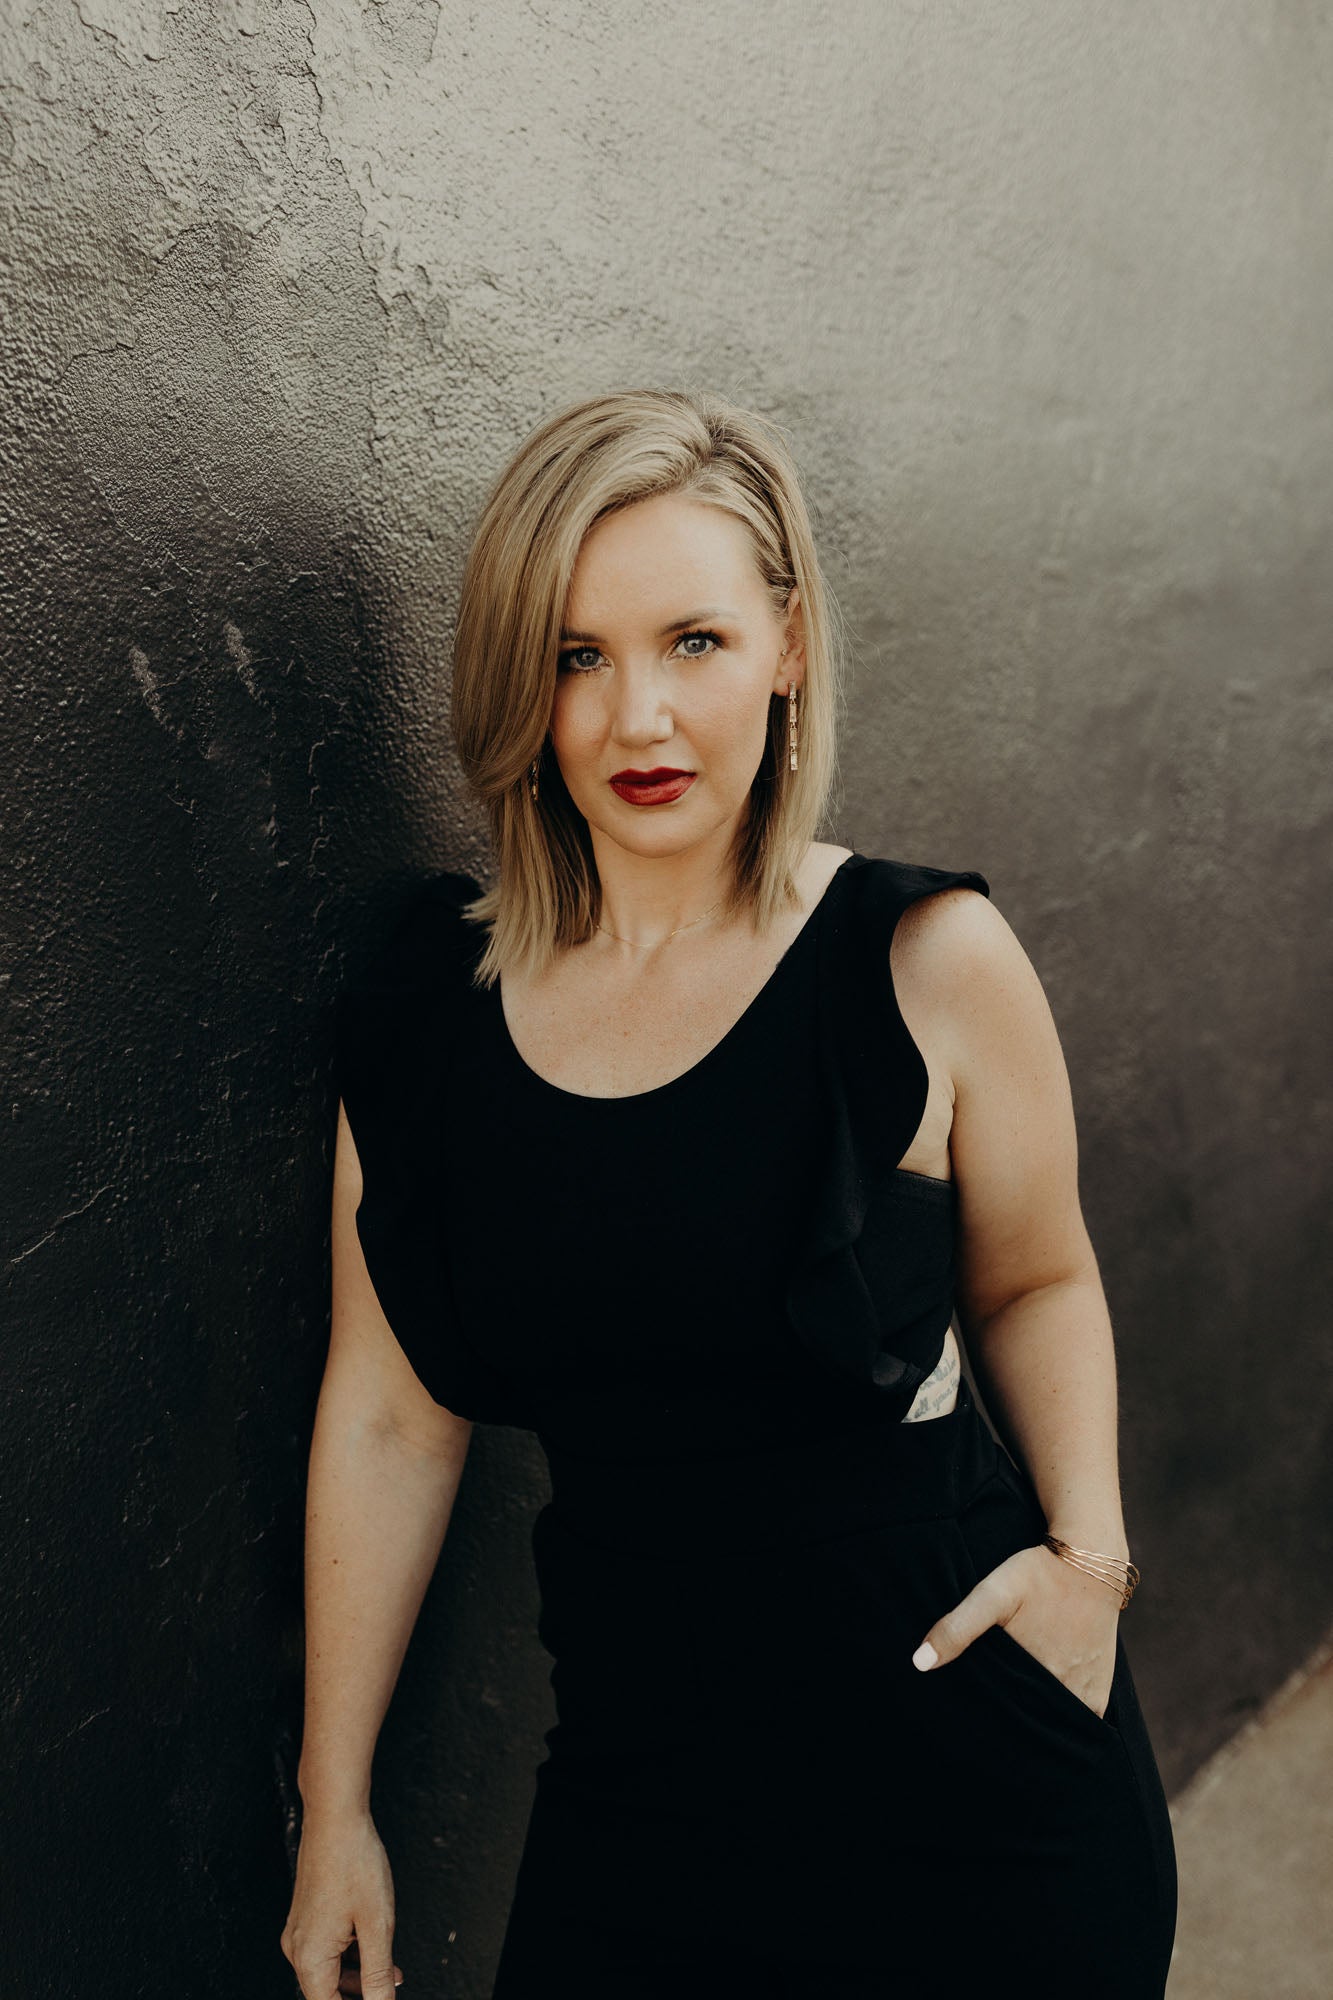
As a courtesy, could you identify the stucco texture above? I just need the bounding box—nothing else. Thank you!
[1,3,1330,1995]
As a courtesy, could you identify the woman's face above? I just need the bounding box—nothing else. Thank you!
[548,492,804,866]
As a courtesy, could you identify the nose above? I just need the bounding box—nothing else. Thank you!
[610,658,674,746]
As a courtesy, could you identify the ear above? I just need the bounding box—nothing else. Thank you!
[774,585,807,693]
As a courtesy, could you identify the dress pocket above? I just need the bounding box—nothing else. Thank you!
[978,1617,1125,1741]
[949,1469,1126,1749]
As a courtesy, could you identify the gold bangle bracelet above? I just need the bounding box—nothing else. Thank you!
[1041,1533,1140,1610]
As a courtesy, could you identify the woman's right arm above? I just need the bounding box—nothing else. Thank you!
[281,1099,474,2000]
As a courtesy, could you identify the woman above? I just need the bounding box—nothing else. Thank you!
[283,389,1178,1998]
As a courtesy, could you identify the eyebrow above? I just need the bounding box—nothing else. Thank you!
[558,608,736,644]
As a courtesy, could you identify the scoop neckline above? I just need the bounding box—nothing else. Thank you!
[492,851,860,1106]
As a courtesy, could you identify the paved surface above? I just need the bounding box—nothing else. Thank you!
[1167,1630,1333,1997]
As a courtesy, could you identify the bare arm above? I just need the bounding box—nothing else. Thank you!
[282,1102,473,1999]
[941,896,1128,1559]
[902,890,1129,1714]
[299,1099,474,1812]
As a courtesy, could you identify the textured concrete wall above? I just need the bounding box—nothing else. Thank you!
[2,4,1329,1995]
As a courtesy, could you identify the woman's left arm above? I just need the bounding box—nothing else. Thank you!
[903,889,1130,1716]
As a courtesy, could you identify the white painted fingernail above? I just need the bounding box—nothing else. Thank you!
[912,1641,938,1671]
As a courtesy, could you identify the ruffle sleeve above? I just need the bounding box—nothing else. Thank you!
[333,869,518,1422]
[782,856,991,1418]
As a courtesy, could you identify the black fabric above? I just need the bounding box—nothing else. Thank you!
[492,1378,1178,1997]
[334,872,516,1420]
[333,852,1179,1995]
[333,851,991,1435]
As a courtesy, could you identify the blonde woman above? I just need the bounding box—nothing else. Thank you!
[284,389,1178,1999]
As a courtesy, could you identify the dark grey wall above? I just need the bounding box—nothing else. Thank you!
[2,4,1329,1996]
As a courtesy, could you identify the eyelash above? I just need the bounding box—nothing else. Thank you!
[556,628,724,675]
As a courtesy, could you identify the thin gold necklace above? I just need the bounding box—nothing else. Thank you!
[596,896,725,947]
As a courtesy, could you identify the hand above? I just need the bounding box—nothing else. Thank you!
[280,1805,405,1999]
[911,1542,1121,1718]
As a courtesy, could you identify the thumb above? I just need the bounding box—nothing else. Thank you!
[912,1579,1016,1672]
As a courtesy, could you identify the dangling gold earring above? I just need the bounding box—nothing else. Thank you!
[529,754,540,802]
[787,681,799,771]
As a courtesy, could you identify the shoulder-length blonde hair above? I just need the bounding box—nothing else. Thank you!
[450,386,847,987]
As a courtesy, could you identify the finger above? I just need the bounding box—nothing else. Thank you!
[351,1933,402,2000]
[295,1938,350,2000]
[337,1968,404,1997]
[912,1580,1019,1670]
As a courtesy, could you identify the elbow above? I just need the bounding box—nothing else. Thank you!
[319,1337,474,1468]
[958,1251,1104,1340]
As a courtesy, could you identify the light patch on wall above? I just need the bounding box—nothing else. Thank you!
[128,644,169,726]
[223,621,261,701]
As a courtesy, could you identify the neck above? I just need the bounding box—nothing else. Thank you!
[587,834,737,950]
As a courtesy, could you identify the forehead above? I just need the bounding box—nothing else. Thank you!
[566,494,763,616]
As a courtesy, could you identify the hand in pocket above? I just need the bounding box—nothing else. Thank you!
[909,1541,1121,1718]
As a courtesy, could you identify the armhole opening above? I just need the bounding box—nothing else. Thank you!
[866,871,990,1182]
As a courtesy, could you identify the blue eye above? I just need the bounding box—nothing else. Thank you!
[675,628,723,657]
[557,645,604,674]
[555,628,724,674]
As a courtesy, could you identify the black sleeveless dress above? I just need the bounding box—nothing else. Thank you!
[334,853,1178,1999]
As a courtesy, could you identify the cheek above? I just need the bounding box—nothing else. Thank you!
[700,684,773,764]
[549,682,599,757]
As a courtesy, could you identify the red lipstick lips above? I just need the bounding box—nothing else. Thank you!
[609,767,695,806]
